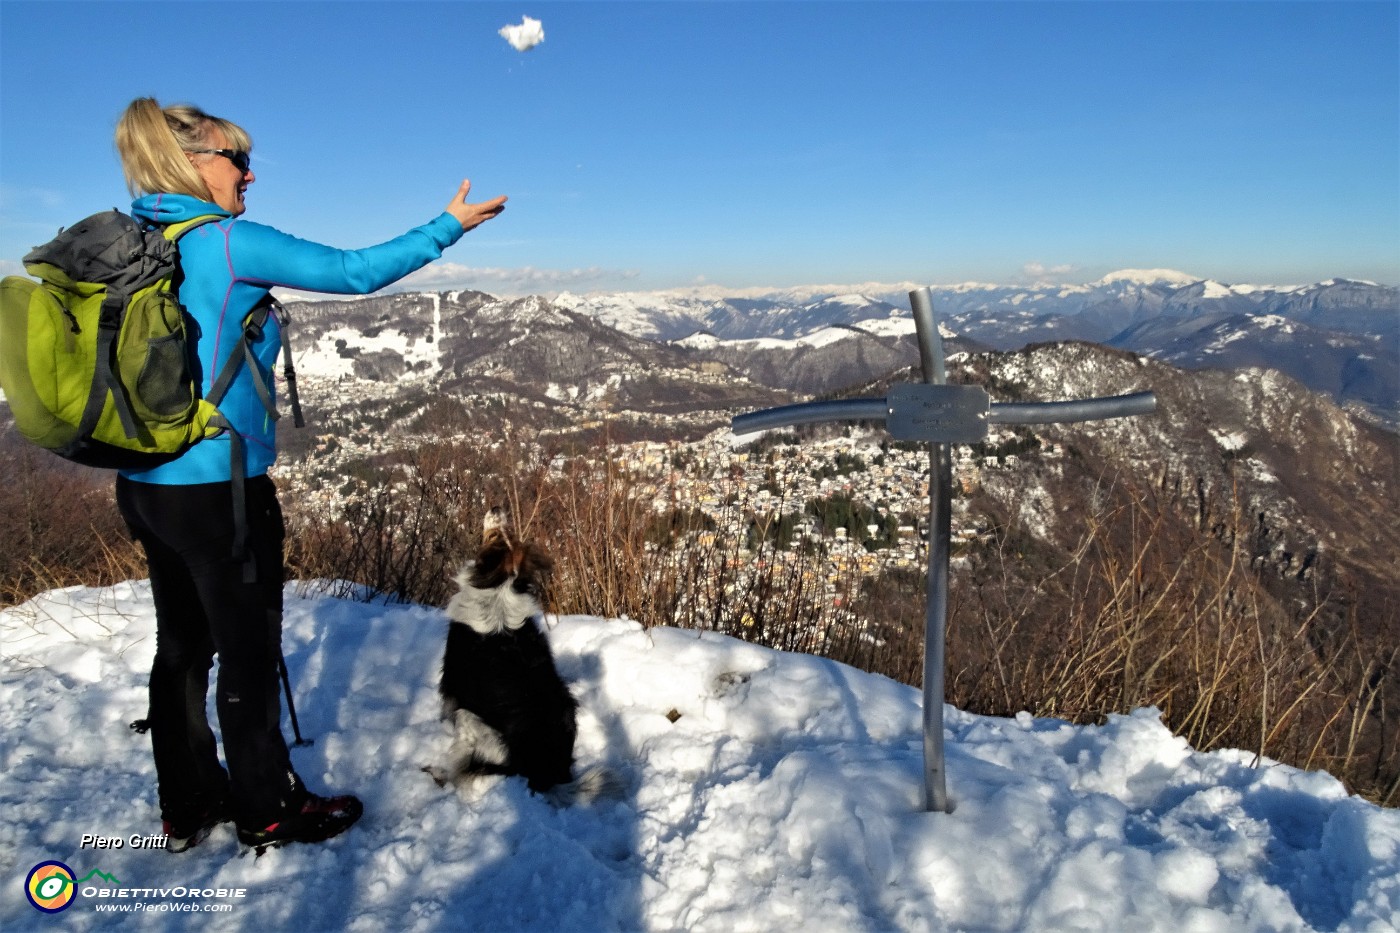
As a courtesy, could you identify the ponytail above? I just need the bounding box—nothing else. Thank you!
[114,97,252,200]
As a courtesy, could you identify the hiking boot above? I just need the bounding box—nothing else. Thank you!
[163,802,231,853]
[236,793,363,848]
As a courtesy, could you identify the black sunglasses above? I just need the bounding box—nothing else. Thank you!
[189,148,251,174]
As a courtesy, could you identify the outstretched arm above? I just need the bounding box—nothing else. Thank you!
[225,180,508,295]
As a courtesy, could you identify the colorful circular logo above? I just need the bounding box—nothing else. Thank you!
[25,861,76,913]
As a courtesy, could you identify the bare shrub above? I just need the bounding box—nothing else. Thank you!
[0,437,144,606]
[284,440,522,605]
[945,480,1397,805]
[280,433,878,666]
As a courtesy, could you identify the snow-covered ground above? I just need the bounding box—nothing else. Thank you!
[2,583,1397,932]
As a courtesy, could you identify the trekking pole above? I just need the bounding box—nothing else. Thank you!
[278,651,313,747]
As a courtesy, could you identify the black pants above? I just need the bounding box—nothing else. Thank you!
[116,475,304,831]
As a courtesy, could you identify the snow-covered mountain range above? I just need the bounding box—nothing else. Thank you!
[271,271,1394,426]
[544,271,1397,425]
[550,271,1395,345]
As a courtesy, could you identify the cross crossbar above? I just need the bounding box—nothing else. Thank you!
[730,287,1157,813]
[731,388,1157,438]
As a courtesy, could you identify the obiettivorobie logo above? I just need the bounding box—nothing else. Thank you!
[24,861,119,913]
[24,860,247,914]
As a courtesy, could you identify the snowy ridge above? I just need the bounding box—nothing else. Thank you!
[3,584,1397,931]
[676,325,874,352]
[553,273,1394,348]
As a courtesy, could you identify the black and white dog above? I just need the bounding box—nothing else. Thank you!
[429,508,581,797]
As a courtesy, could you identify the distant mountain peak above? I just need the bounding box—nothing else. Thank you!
[1095,269,1202,287]
[1317,277,1382,288]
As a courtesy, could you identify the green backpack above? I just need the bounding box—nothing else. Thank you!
[0,209,300,469]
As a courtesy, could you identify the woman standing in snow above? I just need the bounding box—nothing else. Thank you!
[113,97,505,851]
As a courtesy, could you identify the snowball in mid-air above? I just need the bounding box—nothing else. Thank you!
[500,16,544,52]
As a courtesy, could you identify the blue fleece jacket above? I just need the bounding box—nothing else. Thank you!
[119,193,465,485]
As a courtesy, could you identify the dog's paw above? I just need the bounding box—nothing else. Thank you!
[421,764,451,788]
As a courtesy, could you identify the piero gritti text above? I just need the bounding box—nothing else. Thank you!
[80,833,169,850]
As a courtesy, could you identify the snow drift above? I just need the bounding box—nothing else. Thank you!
[2,583,1397,931]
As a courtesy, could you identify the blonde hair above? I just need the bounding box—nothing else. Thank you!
[114,98,253,199]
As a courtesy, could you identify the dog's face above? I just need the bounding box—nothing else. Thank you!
[470,507,553,594]
[446,508,554,635]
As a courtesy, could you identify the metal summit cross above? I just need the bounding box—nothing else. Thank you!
[731,287,1157,813]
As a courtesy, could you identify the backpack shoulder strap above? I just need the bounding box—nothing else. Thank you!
[162,214,222,243]
[204,296,303,427]
[207,298,274,409]
[270,299,304,428]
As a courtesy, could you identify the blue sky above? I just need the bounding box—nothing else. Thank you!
[2,1,1396,294]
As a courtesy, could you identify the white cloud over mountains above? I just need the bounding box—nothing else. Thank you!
[1020,261,1080,284]
[398,260,637,295]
